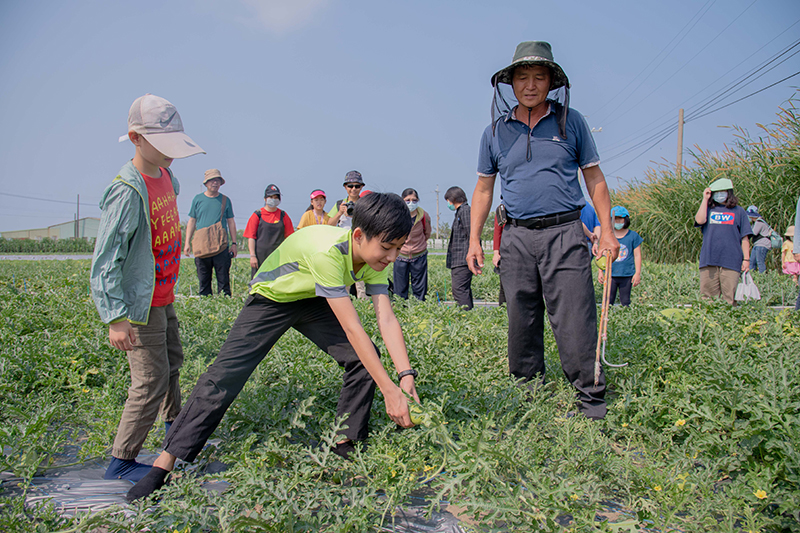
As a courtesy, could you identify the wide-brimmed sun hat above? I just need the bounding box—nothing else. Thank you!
[343,170,364,186]
[490,41,571,140]
[203,168,225,185]
[491,41,569,90]
[709,178,733,192]
[785,225,795,237]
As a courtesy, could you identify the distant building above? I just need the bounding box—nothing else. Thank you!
[1,217,100,240]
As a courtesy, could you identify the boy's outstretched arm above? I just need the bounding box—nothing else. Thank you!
[372,293,420,403]
[327,296,415,428]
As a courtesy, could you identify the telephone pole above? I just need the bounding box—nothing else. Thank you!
[676,108,684,177]
[434,185,440,240]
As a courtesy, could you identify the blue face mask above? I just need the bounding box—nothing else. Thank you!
[712,192,728,204]
[448,203,456,211]
[614,222,625,230]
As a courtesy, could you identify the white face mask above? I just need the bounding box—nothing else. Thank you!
[712,192,728,204]
[266,198,281,208]
[406,201,418,211]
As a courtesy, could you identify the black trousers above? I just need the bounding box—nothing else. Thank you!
[195,248,231,296]
[393,253,428,301]
[164,294,378,462]
[610,276,633,306]
[500,220,606,419]
[450,265,474,310]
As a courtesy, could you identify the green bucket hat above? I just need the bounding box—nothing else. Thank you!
[491,41,569,90]
[490,41,572,141]
[709,178,733,192]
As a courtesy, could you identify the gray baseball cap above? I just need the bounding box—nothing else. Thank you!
[119,94,205,159]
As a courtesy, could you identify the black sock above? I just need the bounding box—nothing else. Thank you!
[125,466,170,503]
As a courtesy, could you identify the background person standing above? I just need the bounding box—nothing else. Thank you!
[694,178,752,305]
[328,171,364,229]
[746,205,771,273]
[297,189,330,229]
[184,169,237,296]
[244,184,294,278]
[394,188,431,301]
[445,186,473,310]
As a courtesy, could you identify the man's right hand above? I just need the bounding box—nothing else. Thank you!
[183,245,191,257]
[249,256,258,269]
[338,202,348,216]
[466,242,485,275]
[109,320,136,351]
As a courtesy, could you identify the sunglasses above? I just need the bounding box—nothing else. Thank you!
[346,184,363,189]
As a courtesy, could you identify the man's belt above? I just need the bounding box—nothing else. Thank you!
[507,209,581,230]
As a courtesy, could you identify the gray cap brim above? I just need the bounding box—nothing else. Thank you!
[143,131,205,159]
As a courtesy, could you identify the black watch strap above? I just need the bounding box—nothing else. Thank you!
[397,369,418,381]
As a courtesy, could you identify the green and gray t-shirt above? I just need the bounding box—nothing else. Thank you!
[249,225,389,302]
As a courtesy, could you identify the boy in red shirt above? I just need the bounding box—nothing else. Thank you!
[90,94,204,481]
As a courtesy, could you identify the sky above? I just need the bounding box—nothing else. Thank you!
[1,0,799,234]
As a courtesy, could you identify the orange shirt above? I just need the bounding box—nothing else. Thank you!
[143,168,181,307]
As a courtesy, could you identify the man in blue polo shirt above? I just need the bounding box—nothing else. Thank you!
[466,41,619,420]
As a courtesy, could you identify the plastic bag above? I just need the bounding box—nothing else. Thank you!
[735,271,761,302]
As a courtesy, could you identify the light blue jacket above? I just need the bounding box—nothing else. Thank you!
[90,161,179,325]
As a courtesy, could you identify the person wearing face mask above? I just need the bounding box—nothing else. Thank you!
[244,184,294,278]
[694,178,753,304]
[393,188,432,301]
[596,206,643,307]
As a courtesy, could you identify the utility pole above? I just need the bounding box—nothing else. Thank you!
[434,185,440,240]
[76,194,80,239]
[676,108,684,177]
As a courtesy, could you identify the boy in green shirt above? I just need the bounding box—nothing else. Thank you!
[128,192,419,501]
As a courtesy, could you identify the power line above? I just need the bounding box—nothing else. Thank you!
[594,0,718,125]
[601,0,758,129]
[600,33,800,156]
[605,72,800,176]
[605,19,800,154]
[689,70,800,121]
[0,191,99,208]
[591,0,716,121]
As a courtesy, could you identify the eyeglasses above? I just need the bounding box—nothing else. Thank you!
[346,184,363,189]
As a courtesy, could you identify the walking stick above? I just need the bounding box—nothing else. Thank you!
[594,250,628,387]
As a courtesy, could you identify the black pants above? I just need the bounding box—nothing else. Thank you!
[610,276,633,306]
[393,253,428,301]
[164,294,378,462]
[195,248,231,296]
[500,220,605,419]
[450,265,474,310]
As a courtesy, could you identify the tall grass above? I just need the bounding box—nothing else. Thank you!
[612,93,800,265]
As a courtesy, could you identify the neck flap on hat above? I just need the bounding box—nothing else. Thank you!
[490,78,570,141]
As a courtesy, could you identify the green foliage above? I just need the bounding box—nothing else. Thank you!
[0,258,799,531]
[612,94,800,266]
[0,237,95,254]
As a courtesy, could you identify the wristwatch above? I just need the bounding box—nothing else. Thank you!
[231,242,237,246]
[398,369,418,382]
